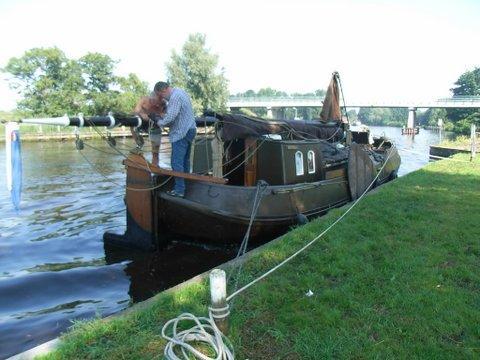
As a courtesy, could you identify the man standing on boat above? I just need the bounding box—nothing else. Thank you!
[154,81,197,198]
[131,93,166,166]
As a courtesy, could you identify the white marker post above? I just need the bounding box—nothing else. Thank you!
[471,123,477,161]
[209,269,229,334]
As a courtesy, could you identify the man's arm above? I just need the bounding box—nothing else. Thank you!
[157,92,182,127]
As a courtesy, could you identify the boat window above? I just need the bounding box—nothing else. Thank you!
[307,150,315,174]
[295,151,304,176]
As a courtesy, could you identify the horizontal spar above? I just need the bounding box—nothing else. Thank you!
[21,114,142,128]
[124,154,228,185]
[19,115,218,128]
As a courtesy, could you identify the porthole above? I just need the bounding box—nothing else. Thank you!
[307,150,315,174]
[295,151,304,176]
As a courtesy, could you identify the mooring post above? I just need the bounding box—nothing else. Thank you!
[209,269,230,334]
[471,123,477,161]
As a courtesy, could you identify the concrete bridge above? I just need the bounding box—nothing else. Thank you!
[227,95,480,109]
[227,95,480,128]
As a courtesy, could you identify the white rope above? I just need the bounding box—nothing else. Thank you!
[226,145,396,302]
[161,312,234,360]
[162,145,396,359]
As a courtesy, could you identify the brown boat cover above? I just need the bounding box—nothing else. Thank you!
[217,113,344,141]
[320,72,342,122]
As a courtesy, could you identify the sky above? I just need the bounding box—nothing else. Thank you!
[0,0,479,111]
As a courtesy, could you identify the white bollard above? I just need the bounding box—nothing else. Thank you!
[209,269,229,334]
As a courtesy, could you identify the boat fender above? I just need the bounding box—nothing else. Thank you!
[296,213,309,225]
[75,137,84,150]
[389,170,398,181]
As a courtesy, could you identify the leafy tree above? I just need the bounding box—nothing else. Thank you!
[232,88,325,119]
[346,109,358,123]
[451,67,480,96]
[257,87,288,97]
[116,73,150,114]
[166,33,229,114]
[358,107,407,126]
[447,67,480,125]
[417,108,448,127]
[453,112,480,134]
[2,47,148,117]
[3,47,84,116]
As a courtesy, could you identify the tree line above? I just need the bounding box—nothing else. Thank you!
[1,34,229,119]
[2,33,478,134]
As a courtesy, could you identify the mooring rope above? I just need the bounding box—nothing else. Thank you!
[227,181,269,308]
[161,181,268,360]
[226,144,396,302]
[162,145,397,359]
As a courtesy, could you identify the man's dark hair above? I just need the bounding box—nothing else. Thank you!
[154,81,170,93]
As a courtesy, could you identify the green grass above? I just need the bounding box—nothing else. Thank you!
[439,135,479,150]
[39,155,480,359]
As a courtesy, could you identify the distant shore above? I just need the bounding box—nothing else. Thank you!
[1,125,139,142]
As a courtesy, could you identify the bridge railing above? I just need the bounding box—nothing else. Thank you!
[227,95,480,108]
[437,96,480,102]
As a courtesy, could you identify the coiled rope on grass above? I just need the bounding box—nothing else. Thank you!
[162,313,234,360]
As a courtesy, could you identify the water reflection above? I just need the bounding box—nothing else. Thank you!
[0,129,446,358]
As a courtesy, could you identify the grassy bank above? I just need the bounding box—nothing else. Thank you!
[439,135,479,151]
[39,155,479,359]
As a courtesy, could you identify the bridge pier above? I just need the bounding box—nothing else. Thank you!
[266,107,285,119]
[402,107,419,135]
[407,107,416,128]
[266,107,273,118]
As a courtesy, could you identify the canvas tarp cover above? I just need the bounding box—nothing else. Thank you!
[218,114,344,141]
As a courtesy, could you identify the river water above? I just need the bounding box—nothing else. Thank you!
[0,126,447,358]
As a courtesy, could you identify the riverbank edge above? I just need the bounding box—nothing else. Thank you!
[9,217,286,359]
[429,145,471,158]
[26,154,480,359]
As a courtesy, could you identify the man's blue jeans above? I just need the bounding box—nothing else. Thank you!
[171,128,196,195]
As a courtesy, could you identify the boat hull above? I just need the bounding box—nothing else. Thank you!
[156,179,350,245]
[105,145,400,251]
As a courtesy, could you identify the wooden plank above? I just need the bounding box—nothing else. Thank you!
[244,138,257,186]
[123,153,228,184]
[348,143,376,200]
[126,166,153,233]
[325,168,346,180]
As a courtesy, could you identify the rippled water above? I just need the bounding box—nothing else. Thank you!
[0,127,447,358]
